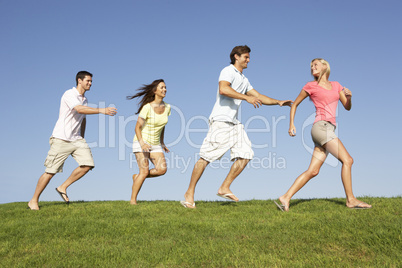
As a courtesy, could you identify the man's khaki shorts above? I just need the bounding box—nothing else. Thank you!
[44,137,95,174]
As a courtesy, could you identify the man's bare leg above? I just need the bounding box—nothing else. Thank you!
[217,158,249,202]
[56,166,91,202]
[183,158,209,208]
[28,172,55,210]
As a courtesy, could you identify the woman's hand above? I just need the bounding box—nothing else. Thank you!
[162,144,170,153]
[140,142,151,152]
[343,87,352,98]
[278,100,293,107]
[340,87,352,110]
[289,124,296,137]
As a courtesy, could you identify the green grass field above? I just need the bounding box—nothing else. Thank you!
[1,197,401,267]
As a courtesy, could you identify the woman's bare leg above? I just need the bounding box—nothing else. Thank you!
[279,146,328,211]
[324,138,371,208]
[130,152,167,205]
[130,152,150,205]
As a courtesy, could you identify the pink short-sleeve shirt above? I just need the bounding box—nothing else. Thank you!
[303,81,343,126]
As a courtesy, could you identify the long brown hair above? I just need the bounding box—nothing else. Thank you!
[127,79,164,114]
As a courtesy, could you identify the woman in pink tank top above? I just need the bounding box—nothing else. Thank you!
[275,58,371,211]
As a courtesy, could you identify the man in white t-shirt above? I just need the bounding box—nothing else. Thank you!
[181,45,293,208]
[28,71,117,210]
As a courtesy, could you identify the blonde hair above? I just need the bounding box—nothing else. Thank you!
[311,58,330,82]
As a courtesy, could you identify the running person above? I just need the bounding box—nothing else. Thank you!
[28,71,117,210]
[275,58,372,211]
[181,45,292,208]
[127,79,171,205]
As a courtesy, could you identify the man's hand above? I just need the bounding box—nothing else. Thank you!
[74,105,117,115]
[246,96,263,108]
[278,100,293,107]
[102,107,117,116]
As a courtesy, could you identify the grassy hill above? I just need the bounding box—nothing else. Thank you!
[1,197,401,267]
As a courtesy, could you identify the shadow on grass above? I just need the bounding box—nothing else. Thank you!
[30,198,347,211]
[219,202,238,207]
[193,200,239,207]
[323,198,344,206]
[278,198,345,211]
[33,200,89,210]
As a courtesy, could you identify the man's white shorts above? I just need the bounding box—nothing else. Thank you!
[199,121,254,162]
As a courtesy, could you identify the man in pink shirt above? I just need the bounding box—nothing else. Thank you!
[28,71,117,210]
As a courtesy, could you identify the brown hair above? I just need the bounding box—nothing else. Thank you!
[230,45,251,65]
[127,79,165,114]
[76,71,93,86]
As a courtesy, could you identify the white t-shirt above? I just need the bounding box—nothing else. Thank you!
[51,87,87,141]
[209,65,253,124]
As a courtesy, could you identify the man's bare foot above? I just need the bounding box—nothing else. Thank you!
[217,192,239,202]
[28,200,39,210]
[130,201,138,205]
[55,187,69,203]
[217,188,239,202]
[180,201,196,208]
[278,196,289,211]
[346,199,372,209]
[182,193,196,208]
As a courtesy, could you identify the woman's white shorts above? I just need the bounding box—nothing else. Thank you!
[133,140,163,153]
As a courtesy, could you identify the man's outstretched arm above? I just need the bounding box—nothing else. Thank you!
[74,106,117,116]
[246,89,293,107]
[219,81,262,108]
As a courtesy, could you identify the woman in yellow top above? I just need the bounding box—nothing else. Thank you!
[127,79,171,205]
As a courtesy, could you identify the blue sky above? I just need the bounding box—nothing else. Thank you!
[1,0,401,204]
